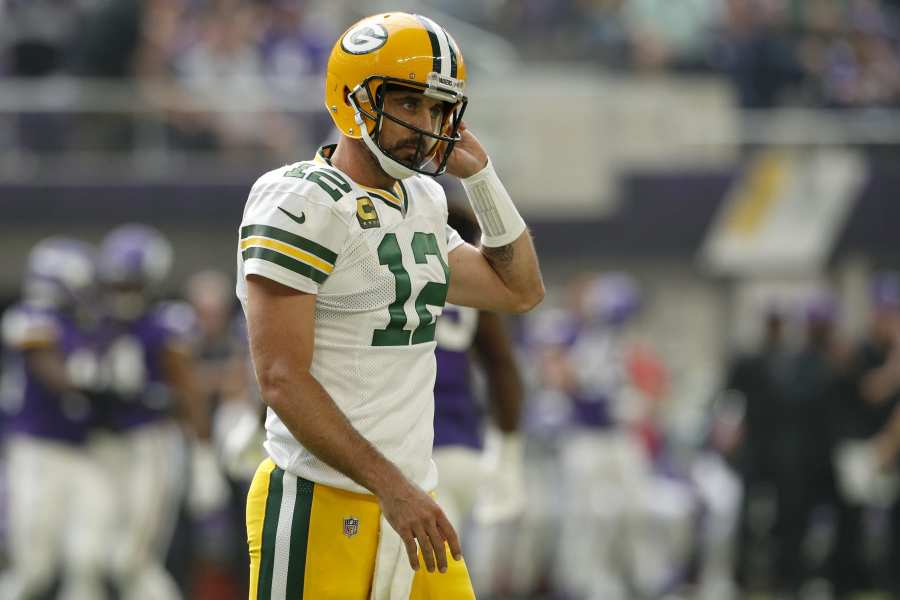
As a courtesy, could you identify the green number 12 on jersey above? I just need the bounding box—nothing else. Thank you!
[372,232,450,346]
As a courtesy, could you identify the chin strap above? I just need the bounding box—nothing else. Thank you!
[352,97,418,180]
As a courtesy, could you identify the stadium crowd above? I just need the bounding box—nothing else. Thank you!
[1,0,899,158]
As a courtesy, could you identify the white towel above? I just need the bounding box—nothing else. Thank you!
[370,515,415,600]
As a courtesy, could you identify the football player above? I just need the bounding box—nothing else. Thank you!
[0,237,114,600]
[844,273,900,596]
[548,272,653,600]
[92,224,221,600]
[238,11,543,599]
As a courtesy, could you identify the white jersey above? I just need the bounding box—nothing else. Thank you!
[236,146,463,494]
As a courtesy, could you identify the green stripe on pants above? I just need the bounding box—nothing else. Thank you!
[286,478,315,598]
[257,467,284,599]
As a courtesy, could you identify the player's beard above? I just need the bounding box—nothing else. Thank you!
[356,132,435,182]
[386,134,434,168]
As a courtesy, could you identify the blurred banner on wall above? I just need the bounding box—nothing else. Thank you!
[701,148,866,276]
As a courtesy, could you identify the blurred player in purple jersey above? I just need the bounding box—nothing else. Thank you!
[90,224,221,600]
[432,204,526,596]
[0,237,115,600]
[434,307,524,525]
[547,272,662,600]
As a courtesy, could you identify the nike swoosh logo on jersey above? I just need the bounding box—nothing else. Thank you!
[278,206,306,225]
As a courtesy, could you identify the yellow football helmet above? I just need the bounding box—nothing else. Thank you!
[325,12,468,178]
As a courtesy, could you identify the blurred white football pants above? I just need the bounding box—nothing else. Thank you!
[433,447,482,533]
[0,434,114,600]
[90,420,184,600]
[434,446,521,598]
[691,452,742,600]
[555,429,661,600]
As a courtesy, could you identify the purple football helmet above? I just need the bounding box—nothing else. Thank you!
[98,224,173,320]
[22,237,97,311]
[581,272,642,327]
[526,308,578,349]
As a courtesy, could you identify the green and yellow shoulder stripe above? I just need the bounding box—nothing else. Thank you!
[240,224,338,285]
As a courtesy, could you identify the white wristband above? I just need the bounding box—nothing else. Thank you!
[461,158,527,248]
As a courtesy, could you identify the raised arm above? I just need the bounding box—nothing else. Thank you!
[447,232,543,313]
[444,124,544,313]
[245,274,461,573]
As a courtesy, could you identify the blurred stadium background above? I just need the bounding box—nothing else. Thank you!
[2,0,900,599]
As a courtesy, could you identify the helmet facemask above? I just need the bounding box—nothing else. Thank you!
[349,76,467,179]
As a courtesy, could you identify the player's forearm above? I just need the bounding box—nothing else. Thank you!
[460,160,543,312]
[481,233,544,313]
[487,366,524,433]
[257,366,407,496]
[25,349,78,395]
[475,313,524,431]
[173,389,211,439]
[162,345,212,440]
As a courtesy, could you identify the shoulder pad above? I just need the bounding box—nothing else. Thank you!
[273,162,355,204]
[410,175,448,209]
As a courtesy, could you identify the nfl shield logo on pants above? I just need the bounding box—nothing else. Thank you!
[343,516,360,538]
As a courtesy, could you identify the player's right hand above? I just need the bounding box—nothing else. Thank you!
[444,121,489,180]
[377,477,462,573]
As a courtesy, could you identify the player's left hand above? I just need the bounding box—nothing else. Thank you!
[444,121,488,179]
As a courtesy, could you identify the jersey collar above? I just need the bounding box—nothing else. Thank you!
[314,144,336,167]
[315,145,409,216]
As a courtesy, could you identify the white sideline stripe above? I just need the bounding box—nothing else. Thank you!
[271,472,298,599]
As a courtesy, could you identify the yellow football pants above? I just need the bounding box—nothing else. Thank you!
[247,458,476,599]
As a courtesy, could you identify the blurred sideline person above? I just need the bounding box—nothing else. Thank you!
[91,224,222,600]
[621,342,699,598]
[772,294,845,596]
[723,307,792,591]
[183,269,255,600]
[432,204,526,597]
[547,272,665,600]
[840,272,900,597]
[508,308,580,597]
[0,238,114,600]
[689,393,744,600]
[238,11,542,599]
